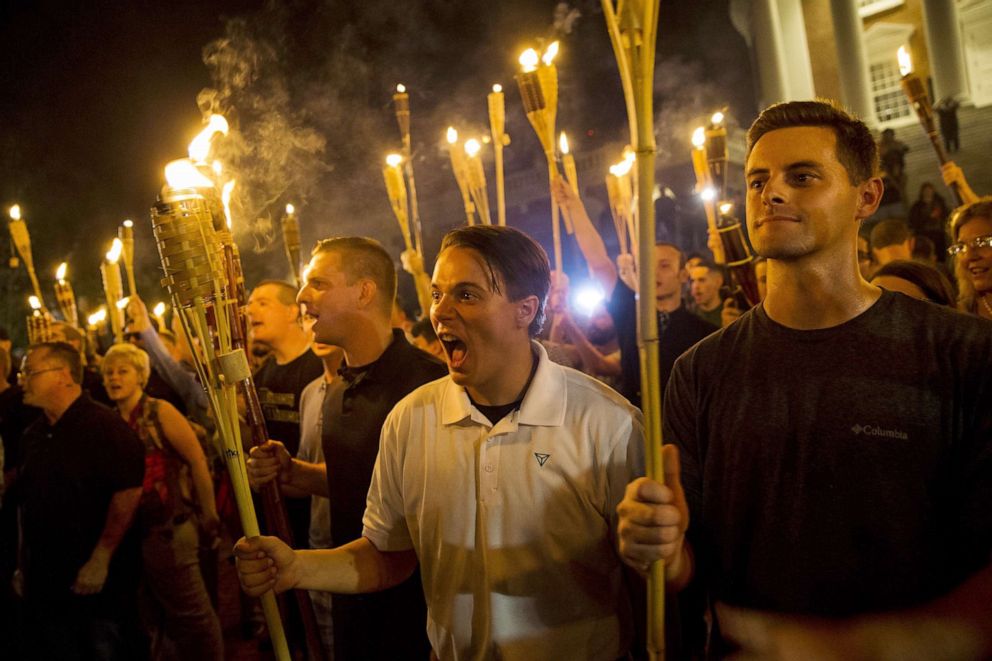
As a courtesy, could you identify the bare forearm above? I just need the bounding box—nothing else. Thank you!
[294,537,417,594]
[93,487,142,556]
[287,459,330,498]
[190,460,218,517]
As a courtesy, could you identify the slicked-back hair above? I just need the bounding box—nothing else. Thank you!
[29,341,83,384]
[870,219,912,249]
[747,100,878,185]
[312,237,397,315]
[440,225,550,337]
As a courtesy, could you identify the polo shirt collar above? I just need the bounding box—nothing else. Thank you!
[339,328,409,387]
[440,341,566,428]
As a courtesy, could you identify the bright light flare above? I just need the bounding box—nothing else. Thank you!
[492,83,502,93]
[212,160,223,176]
[464,139,481,158]
[396,83,406,93]
[609,159,634,178]
[897,46,912,77]
[700,186,716,202]
[719,202,734,215]
[56,262,67,281]
[28,295,41,310]
[164,159,215,189]
[446,127,458,145]
[9,204,21,220]
[711,111,725,126]
[285,203,295,215]
[188,114,229,163]
[542,41,560,66]
[573,285,605,316]
[559,131,570,154]
[386,153,403,168]
[519,48,539,73]
[123,219,133,229]
[88,308,107,326]
[221,180,236,230]
[692,126,706,148]
[152,302,166,318]
[623,147,636,165]
[106,238,123,264]
[116,297,129,310]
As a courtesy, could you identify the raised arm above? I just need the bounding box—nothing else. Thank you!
[552,177,619,297]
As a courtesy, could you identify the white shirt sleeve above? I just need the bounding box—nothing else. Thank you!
[361,407,415,551]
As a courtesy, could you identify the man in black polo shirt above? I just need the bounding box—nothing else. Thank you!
[13,342,145,660]
[247,237,445,660]
[553,179,716,406]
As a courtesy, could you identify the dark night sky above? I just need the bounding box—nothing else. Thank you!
[0,0,753,330]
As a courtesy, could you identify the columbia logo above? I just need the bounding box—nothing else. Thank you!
[851,424,908,440]
[534,452,550,467]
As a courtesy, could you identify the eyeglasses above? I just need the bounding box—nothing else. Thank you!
[947,233,992,257]
[17,367,62,381]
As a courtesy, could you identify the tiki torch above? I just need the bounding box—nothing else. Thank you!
[281,203,302,289]
[602,0,665,656]
[119,219,137,296]
[897,46,963,205]
[488,84,510,226]
[446,127,476,226]
[516,43,564,273]
[53,262,79,328]
[152,301,167,331]
[607,157,638,291]
[101,239,125,344]
[26,296,54,344]
[559,132,578,234]
[691,127,724,264]
[393,84,424,258]
[150,157,292,661]
[7,205,47,312]
[705,111,729,202]
[86,307,107,354]
[384,154,431,316]
[463,139,492,225]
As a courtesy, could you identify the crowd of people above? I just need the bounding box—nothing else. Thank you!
[0,98,989,661]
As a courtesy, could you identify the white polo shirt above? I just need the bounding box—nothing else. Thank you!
[363,343,645,661]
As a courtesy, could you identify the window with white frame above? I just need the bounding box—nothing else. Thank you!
[864,22,916,126]
[858,0,904,19]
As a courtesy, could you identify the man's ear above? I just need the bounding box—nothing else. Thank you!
[855,176,884,221]
[516,295,539,331]
[357,279,378,310]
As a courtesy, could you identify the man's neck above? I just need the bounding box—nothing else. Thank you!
[44,388,82,425]
[763,254,881,329]
[342,319,395,368]
[467,341,535,407]
[321,351,344,383]
[656,291,682,314]
[696,297,721,313]
[270,328,312,365]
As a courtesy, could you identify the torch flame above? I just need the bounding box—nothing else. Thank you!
[28,295,41,310]
[106,238,123,264]
[221,180,236,230]
[542,41,560,66]
[386,153,403,168]
[164,159,215,189]
[88,308,107,326]
[692,126,706,148]
[187,114,229,163]
[56,262,67,281]
[446,127,458,145]
[719,202,734,215]
[116,297,129,310]
[519,48,539,73]
[492,83,502,93]
[610,159,634,177]
[897,46,912,77]
[396,83,406,93]
[285,203,295,215]
[559,132,570,154]
[701,186,716,202]
[711,111,725,126]
[123,219,133,228]
[464,139,481,158]
[623,147,636,165]
[212,160,223,176]
[153,302,166,318]
[9,204,21,220]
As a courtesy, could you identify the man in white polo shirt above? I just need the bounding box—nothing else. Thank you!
[236,225,644,660]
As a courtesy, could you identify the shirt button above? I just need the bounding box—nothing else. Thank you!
[484,464,494,473]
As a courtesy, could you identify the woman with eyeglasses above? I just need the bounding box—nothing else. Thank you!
[101,342,223,660]
[948,198,992,320]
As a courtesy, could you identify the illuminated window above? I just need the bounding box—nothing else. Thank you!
[869,60,912,123]
[858,0,904,19]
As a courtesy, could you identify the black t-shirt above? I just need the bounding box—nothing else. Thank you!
[666,290,992,623]
[253,348,324,548]
[322,329,447,660]
[15,393,145,610]
[608,279,717,406]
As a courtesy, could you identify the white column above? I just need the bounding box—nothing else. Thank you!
[920,0,969,102]
[750,0,790,107]
[776,0,816,100]
[829,0,877,124]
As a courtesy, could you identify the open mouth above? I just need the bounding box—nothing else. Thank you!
[438,332,468,369]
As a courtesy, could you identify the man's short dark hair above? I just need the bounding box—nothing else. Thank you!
[747,100,879,185]
[312,237,397,314]
[439,225,550,337]
[252,280,300,307]
[411,317,438,342]
[656,242,687,270]
[51,321,84,345]
[30,341,83,384]
[689,259,726,283]
[870,219,912,249]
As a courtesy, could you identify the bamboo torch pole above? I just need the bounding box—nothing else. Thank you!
[384,153,432,317]
[53,262,80,328]
[602,1,665,658]
[281,203,303,289]
[119,220,138,296]
[488,84,509,226]
[393,84,425,258]
[446,127,476,226]
[7,205,48,314]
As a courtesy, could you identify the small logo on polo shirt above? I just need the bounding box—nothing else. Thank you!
[534,452,550,467]
[851,424,908,440]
